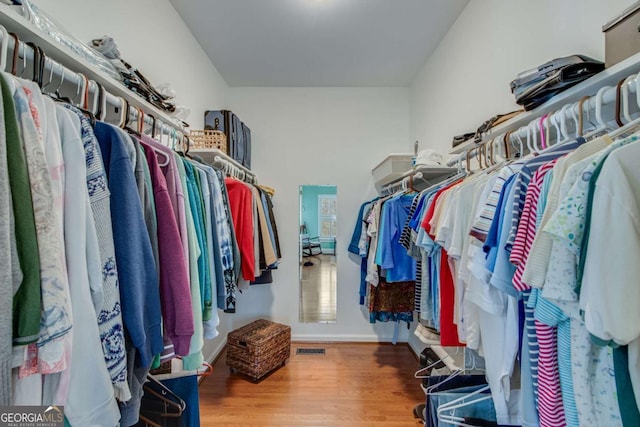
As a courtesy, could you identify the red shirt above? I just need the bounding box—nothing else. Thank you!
[421,179,465,347]
[421,180,463,235]
[225,178,255,281]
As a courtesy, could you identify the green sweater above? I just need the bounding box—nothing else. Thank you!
[1,75,41,344]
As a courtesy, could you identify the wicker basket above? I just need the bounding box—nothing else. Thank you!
[190,117,227,152]
[227,319,291,382]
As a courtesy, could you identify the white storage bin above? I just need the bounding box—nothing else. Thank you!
[372,154,414,188]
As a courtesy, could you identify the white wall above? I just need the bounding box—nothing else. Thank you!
[410,0,637,156]
[229,87,412,342]
[35,0,229,124]
[34,0,231,362]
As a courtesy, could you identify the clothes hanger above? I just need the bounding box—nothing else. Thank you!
[95,81,105,121]
[567,99,581,138]
[465,148,473,173]
[583,86,611,139]
[538,115,547,150]
[436,386,493,427]
[425,368,463,395]
[558,104,572,143]
[141,375,186,415]
[615,78,626,127]
[25,42,42,86]
[69,73,85,107]
[604,76,640,139]
[481,141,490,168]
[40,58,57,95]
[414,354,452,379]
[8,32,19,76]
[0,25,8,72]
[500,132,510,160]
[622,74,636,124]
[119,97,130,129]
[53,66,66,101]
[16,41,27,78]
[526,121,538,155]
[550,110,563,145]
[137,107,145,134]
[635,71,640,112]
[125,105,170,166]
[148,113,157,138]
[576,96,590,137]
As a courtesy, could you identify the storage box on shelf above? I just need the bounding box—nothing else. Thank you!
[603,1,640,68]
[189,127,227,153]
[372,153,414,189]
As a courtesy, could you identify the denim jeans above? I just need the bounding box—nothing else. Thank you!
[425,375,488,427]
[429,385,497,427]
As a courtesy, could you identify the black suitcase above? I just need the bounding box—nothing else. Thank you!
[204,110,251,169]
[241,122,251,169]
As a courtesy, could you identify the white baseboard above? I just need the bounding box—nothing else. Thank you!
[291,334,408,343]
[408,333,425,358]
[204,338,227,365]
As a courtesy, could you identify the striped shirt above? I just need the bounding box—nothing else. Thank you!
[531,173,567,427]
[511,160,557,292]
[507,139,585,251]
[510,161,555,414]
[469,162,523,242]
[399,193,421,310]
[535,292,576,427]
[532,291,567,427]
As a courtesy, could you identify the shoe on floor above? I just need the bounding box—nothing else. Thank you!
[413,403,426,421]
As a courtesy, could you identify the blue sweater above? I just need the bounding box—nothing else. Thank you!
[94,123,162,368]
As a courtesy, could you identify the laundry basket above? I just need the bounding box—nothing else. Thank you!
[227,319,291,382]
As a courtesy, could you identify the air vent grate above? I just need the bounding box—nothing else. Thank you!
[296,348,326,355]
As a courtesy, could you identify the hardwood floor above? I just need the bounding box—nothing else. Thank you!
[199,342,425,426]
[300,254,337,323]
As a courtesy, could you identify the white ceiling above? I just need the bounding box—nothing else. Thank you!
[169,0,469,87]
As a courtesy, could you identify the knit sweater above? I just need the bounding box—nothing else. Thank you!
[1,75,40,346]
[51,107,119,427]
[94,122,162,369]
[64,106,131,401]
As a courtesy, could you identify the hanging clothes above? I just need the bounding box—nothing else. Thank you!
[0,60,280,425]
[225,177,256,282]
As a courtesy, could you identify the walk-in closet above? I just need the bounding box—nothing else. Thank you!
[1,0,640,426]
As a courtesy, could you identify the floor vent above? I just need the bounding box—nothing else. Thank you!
[296,348,326,355]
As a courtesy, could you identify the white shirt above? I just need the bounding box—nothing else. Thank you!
[581,140,640,411]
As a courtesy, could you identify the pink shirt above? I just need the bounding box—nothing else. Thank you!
[511,160,566,427]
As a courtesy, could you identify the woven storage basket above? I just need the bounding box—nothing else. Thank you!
[189,117,227,152]
[227,319,291,381]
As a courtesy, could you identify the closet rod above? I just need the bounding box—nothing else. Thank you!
[446,73,640,167]
[212,154,256,184]
[0,27,186,142]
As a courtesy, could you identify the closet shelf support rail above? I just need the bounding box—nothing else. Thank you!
[446,74,640,167]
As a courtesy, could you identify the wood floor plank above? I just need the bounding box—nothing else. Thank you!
[199,342,424,426]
